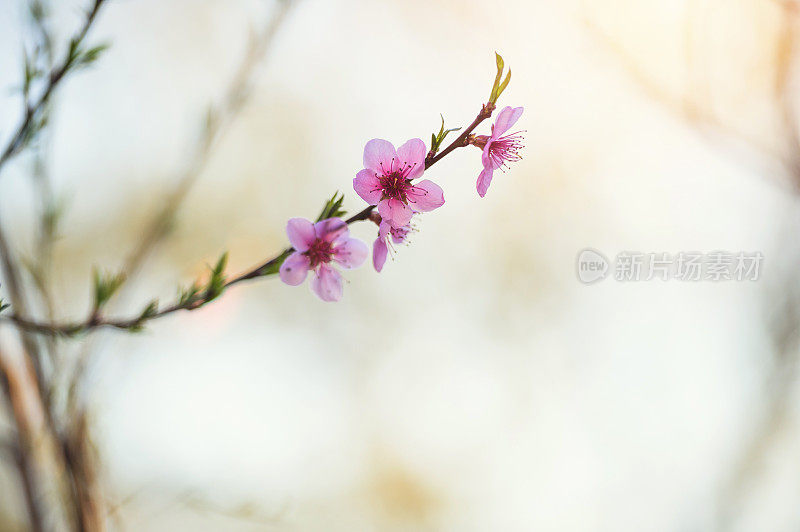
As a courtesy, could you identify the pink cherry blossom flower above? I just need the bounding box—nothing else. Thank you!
[279,217,368,302]
[353,138,445,228]
[473,106,524,197]
[372,218,414,272]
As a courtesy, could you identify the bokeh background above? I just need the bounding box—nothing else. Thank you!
[2,0,800,530]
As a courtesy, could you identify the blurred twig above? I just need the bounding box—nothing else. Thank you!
[0,348,46,532]
[62,0,298,423]
[0,2,110,530]
[0,0,107,174]
[118,0,295,283]
[181,492,288,526]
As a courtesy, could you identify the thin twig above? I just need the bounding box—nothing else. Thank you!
[0,0,107,174]
[0,3,111,530]
[2,207,372,336]
[117,0,295,284]
[0,349,45,532]
[61,0,298,412]
[425,103,495,167]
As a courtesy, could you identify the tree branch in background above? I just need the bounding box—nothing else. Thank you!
[0,351,45,532]
[119,0,296,282]
[0,1,111,530]
[57,0,299,417]
[0,0,107,174]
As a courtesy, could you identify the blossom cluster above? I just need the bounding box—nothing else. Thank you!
[279,60,524,301]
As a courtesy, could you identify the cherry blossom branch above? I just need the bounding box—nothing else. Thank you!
[1,211,365,336]
[0,119,478,338]
[0,51,516,336]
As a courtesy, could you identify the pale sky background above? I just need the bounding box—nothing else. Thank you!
[1,0,800,530]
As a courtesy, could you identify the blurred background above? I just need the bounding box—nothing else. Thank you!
[1,0,800,530]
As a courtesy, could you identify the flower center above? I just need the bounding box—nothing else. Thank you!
[376,158,418,202]
[390,225,411,243]
[487,132,524,169]
[379,172,413,202]
[305,240,334,268]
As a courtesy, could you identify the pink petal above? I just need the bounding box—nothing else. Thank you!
[279,251,311,285]
[481,139,498,169]
[396,138,426,180]
[353,169,383,205]
[378,220,391,240]
[363,139,397,174]
[333,237,368,269]
[372,238,388,273]
[311,264,343,302]
[286,218,317,252]
[407,180,445,212]
[492,106,523,138]
[378,198,414,228]
[476,167,494,197]
[314,218,349,243]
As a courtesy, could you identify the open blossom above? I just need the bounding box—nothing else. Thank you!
[372,218,413,272]
[473,106,524,197]
[353,138,445,228]
[279,217,368,301]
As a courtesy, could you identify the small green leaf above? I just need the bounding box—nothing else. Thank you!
[42,200,64,239]
[138,299,159,320]
[67,38,80,65]
[204,252,229,302]
[316,191,347,221]
[261,249,293,276]
[75,43,109,68]
[495,52,504,84]
[204,106,218,133]
[489,52,511,104]
[29,0,46,23]
[22,49,37,97]
[212,252,228,277]
[178,281,201,307]
[92,268,126,309]
[429,114,461,156]
[497,69,511,99]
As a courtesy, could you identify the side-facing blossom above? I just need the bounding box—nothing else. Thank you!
[353,138,445,228]
[372,218,413,272]
[472,106,524,197]
[279,217,368,301]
